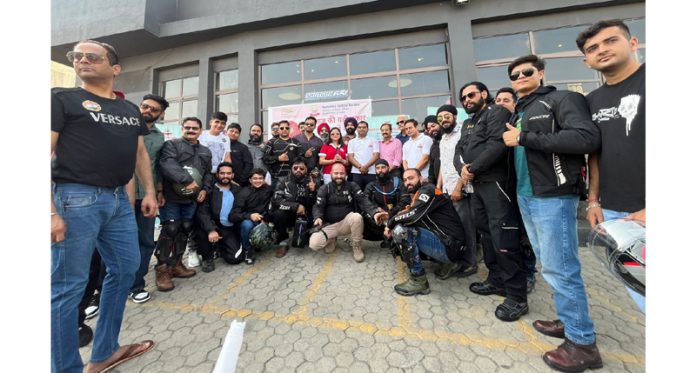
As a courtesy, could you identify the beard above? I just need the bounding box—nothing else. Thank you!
[441,122,455,134]
[464,100,484,114]
[320,133,329,143]
[292,171,306,181]
[141,112,157,124]
[332,176,345,185]
[406,181,422,193]
[345,127,355,135]
[376,171,389,182]
[217,177,231,185]
[249,134,262,144]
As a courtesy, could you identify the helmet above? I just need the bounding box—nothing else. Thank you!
[172,166,203,197]
[587,219,645,296]
[249,222,277,251]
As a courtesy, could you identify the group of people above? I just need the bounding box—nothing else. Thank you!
[51,18,644,373]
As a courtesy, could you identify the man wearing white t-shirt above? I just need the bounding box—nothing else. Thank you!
[198,112,230,175]
[347,120,380,190]
[402,119,432,177]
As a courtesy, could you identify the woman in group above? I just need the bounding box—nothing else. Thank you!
[318,127,350,184]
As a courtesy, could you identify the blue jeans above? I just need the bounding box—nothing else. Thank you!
[52,183,140,373]
[517,195,596,345]
[602,208,646,313]
[131,199,156,292]
[159,201,197,221]
[407,228,451,276]
[240,219,260,249]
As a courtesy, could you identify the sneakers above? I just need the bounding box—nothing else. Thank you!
[494,298,529,322]
[79,323,93,348]
[202,258,215,273]
[187,250,201,267]
[394,273,430,296]
[469,281,506,296]
[84,295,100,320]
[434,261,464,280]
[129,289,151,304]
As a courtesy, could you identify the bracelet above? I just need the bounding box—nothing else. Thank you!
[585,202,601,211]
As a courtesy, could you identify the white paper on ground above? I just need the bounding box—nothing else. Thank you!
[213,320,246,373]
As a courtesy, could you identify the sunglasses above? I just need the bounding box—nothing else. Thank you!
[183,126,200,131]
[397,120,405,124]
[140,103,162,113]
[279,127,290,130]
[460,91,480,101]
[292,166,307,171]
[66,51,107,64]
[509,68,536,81]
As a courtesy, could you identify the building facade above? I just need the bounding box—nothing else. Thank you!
[51,0,645,139]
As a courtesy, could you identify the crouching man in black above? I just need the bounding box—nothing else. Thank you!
[272,159,319,258]
[230,169,273,264]
[363,159,409,244]
[385,168,468,296]
[195,162,242,272]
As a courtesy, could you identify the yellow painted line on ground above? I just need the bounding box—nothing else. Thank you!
[204,255,273,306]
[293,250,339,317]
[395,260,414,330]
[140,299,645,367]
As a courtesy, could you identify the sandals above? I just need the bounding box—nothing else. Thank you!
[85,340,155,373]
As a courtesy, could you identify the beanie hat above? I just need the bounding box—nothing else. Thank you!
[436,104,458,117]
[375,159,389,168]
[423,115,438,125]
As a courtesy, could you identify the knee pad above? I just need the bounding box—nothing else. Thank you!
[181,219,194,235]
[161,220,182,238]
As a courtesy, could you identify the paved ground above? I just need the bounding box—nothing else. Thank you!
[80,238,645,372]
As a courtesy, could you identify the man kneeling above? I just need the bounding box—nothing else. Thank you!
[309,163,387,262]
[386,169,469,296]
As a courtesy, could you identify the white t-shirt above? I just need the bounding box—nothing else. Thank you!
[198,131,230,173]
[439,124,463,194]
[347,136,379,174]
[402,134,433,176]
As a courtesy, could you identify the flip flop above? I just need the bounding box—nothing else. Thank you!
[87,340,155,373]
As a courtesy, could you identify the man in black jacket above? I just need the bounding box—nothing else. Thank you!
[272,159,319,258]
[363,159,409,243]
[385,169,468,296]
[502,54,602,372]
[310,163,387,262]
[195,162,242,272]
[231,169,274,264]
[459,82,528,322]
[263,120,304,185]
[156,117,213,291]
[225,123,253,186]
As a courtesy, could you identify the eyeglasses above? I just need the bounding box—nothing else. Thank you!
[292,166,307,171]
[66,51,107,64]
[279,127,290,130]
[140,103,162,113]
[183,126,200,131]
[397,121,405,124]
[460,91,480,101]
[509,68,536,81]
[272,127,279,131]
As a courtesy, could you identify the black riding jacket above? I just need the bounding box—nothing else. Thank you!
[460,104,512,182]
[262,137,304,179]
[272,174,320,215]
[159,138,213,204]
[230,184,273,223]
[196,184,241,233]
[364,176,410,217]
[313,181,378,225]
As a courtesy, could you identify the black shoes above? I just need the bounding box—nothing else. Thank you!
[456,265,479,278]
[202,258,215,273]
[79,323,93,347]
[469,281,506,296]
[495,298,529,322]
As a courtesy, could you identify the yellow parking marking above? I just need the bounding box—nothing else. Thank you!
[204,255,273,306]
[294,250,339,317]
[140,300,644,366]
[395,260,413,330]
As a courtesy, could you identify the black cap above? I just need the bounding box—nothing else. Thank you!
[436,104,458,117]
[423,115,438,125]
[375,159,389,168]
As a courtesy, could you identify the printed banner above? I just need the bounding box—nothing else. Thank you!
[267,99,372,139]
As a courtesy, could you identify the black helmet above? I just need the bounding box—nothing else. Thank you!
[249,222,277,251]
[172,166,203,197]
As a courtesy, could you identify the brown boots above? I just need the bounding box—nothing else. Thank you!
[155,264,174,292]
[172,257,196,278]
[352,241,364,263]
[543,339,603,372]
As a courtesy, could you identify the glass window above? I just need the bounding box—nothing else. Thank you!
[400,71,449,97]
[544,57,598,82]
[636,48,646,63]
[401,95,451,120]
[227,113,239,124]
[164,80,180,99]
[625,19,645,43]
[304,55,346,80]
[371,100,399,117]
[534,26,587,55]
[350,50,396,75]
[303,80,349,103]
[474,34,530,61]
[182,77,199,97]
[182,100,198,118]
[262,86,302,108]
[399,44,447,70]
[166,102,180,123]
[217,70,239,91]
[350,76,397,100]
[476,66,511,92]
[262,61,301,85]
[217,93,239,113]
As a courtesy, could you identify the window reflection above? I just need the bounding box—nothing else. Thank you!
[351,76,397,99]
[262,61,301,85]
[399,44,447,69]
[217,70,239,91]
[544,57,598,81]
[371,100,399,116]
[562,82,600,95]
[534,26,587,55]
[262,86,302,108]
[400,71,449,97]
[304,80,349,102]
[304,56,346,80]
[182,100,198,118]
[401,95,450,120]
[350,50,396,75]
[476,66,510,92]
[625,19,645,43]
[182,77,199,97]
[164,80,179,99]
[217,93,239,113]
[474,34,530,62]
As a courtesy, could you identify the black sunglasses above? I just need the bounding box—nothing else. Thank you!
[66,51,107,64]
[279,127,290,130]
[140,103,162,113]
[509,68,536,81]
[460,91,481,101]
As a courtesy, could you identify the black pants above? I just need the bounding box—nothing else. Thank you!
[452,196,479,269]
[195,225,241,263]
[362,214,385,241]
[351,173,375,191]
[472,181,527,302]
[272,208,312,244]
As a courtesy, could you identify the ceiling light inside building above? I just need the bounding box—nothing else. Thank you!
[388,78,412,88]
[279,92,301,100]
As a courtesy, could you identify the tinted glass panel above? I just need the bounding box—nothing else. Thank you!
[304,55,346,80]
[217,93,239,113]
[262,86,302,108]
[218,70,239,91]
[401,95,451,121]
[544,57,598,81]
[164,80,180,99]
[167,102,180,121]
[350,50,396,75]
[262,61,301,85]
[371,100,399,116]
[534,26,587,54]
[399,44,447,70]
[182,77,199,97]
[304,80,349,103]
[476,66,511,92]
[474,34,530,61]
[400,71,450,97]
[350,76,397,100]
[182,100,198,118]
[625,19,645,42]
